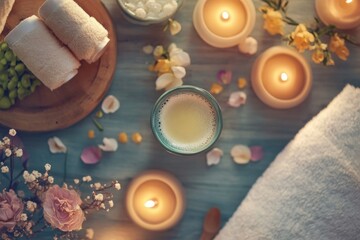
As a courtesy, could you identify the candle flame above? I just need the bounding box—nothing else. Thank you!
[144,199,158,208]
[221,11,230,21]
[280,72,288,82]
[345,0,352,3]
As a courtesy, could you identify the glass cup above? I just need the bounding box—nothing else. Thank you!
[151,85,223,155]
[117,0,184,25]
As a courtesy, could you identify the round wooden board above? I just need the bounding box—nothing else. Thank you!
[0,0,117,132]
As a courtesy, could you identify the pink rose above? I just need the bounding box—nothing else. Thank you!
[0,189,24,229]
[43,185,85,232]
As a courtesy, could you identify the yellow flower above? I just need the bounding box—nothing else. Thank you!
[290,24,315,52]
[312,49,325,64]
[329,34,349,61]
[261,7,284,36]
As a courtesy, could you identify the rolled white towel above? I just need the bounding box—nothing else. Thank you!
[39,0,110,63]
[0,0,16,35]
[5,15,80,91]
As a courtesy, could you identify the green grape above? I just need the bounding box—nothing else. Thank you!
[4,51,14,62]
[0,87,4,98]
[7,79,17,91]
[0,42,8,51]
[14,63,25,75]
[21,74,31,88]
[0,97,11,109]
[0,58,6,66]
[9,89,17,99]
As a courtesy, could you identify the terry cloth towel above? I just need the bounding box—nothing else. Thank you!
[39,0,110,63]
[215,84,360,240]
[5,15,80,91]
[0,0,15,35]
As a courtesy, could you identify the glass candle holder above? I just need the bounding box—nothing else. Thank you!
[117,0,184,25]
[151,85,223,155]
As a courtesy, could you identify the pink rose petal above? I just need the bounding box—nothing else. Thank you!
[217,70,232,85]
[228,91,247,108]
[81,146,102,164]
[250,146,264,162]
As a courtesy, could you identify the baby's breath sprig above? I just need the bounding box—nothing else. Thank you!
[260,0,359,65]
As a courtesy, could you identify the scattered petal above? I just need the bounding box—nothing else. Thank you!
[132,132,143,144]
[168,43,178,53]
[153,59,171,74]
[9,129,16,136]
[231,145,251,164]
[153,45,165,58]
[118,132,128,143]
[238,37,258,55]
[81,146,102,164]
[217,70,232,85]
[250,146,264,162]
[88,130,95,139]
[155,73,177,90]
[206,148,223,166]
[48,137,67,153]
[142,45,154,55]
[169,19,182,36]
[86,228,95,240]
[237,78,247,89]
[228,91,247,108]
[101,95,120,114]
[169,49,191,67]
[210,83,223,95]
[95,111,103,118]
[99,138,118,152]
[164,77,183,91]
[171,66,186,79]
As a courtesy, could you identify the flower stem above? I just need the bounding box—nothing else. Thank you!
[8,155,14,190]
[63,152,68,184]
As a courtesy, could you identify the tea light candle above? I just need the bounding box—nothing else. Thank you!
[126,170,185,231]
[251,46,312,109]
[315,0,360,29]
[193,0,256,49]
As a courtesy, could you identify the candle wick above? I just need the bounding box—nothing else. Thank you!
[221,11,230,21]
[280,72,288,82]
[144,199,158,208]
[345,0,352,3]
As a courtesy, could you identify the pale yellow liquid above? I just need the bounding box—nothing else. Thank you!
[159,93,216,150]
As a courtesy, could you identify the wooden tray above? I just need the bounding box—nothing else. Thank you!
[0,0,117,132]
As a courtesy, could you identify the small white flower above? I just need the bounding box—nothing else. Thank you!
[108,200,114,208]
[238,37,258,55]
[3,137,10,145]
[94,193,104,201]
[44,163,51,171]
[48,137,67,153]
[206,148,223,166]
[48,176,54,184]
[74,179,80,184]
[32,170,42,178]
[100,203,106,209]
[82,175,92,182]
[86,228,95,240]
[169,19,182,36]
[26,201,37,212]
[98,138,118,152]
[20,213,27,221]
[153,45,164,58]
[142,44,154,55]
[5,148,11,157]
[9,129,16,136]
[228,91,247,108]
[231,145,251,164]
[101,95,120,114]
[1,166,9,173]
[114,182,121,190]
[171,66,186,79]
[94,182,101,190]
[15,149,23,157]
[169,48,191,67]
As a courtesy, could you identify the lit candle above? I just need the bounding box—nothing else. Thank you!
[315,0,360,29]
[251,46,312,109]
[126,170,186,231]
[193,0,256,49]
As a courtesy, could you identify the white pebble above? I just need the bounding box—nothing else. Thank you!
[124,3,136,11]
[135,8,147,19]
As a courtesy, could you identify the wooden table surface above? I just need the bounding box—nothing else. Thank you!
[1,0,359,239]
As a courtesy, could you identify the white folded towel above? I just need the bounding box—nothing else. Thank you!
[215,84,360,240]
[0,0,15,35]
[5,16,80,90]
[39,0,110,63]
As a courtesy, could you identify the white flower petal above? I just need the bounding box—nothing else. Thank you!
[238,37,258,55]
[165,77,183,91]
[231,145,251,164]
[170,49,191,67]
[48,137,67,153]
[228,91,247,108]
[169,20,182,36]
[206,148,223,166]
[171,66,186,79]
[168,43,178,54]
[142,44,154,55]
[101,95,120,114]
[155,73,177,90]
[98,138,118,152]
